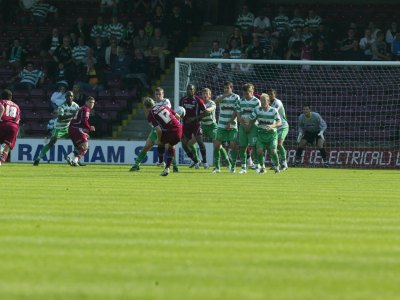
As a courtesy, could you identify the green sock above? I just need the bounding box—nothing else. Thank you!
[190,144,199,161]
[258,151,265,168]
[134,150,147,166]
[214,147,221,169]
[278,145,287,162]
[230,149,238,168]
[172,156,177,167]
[271,151,279,167]
[38,144,51,160]
[219,147,230,167]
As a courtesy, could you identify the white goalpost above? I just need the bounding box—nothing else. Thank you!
[175,58,400,169]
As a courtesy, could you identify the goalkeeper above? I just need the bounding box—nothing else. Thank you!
[295,104,329,167]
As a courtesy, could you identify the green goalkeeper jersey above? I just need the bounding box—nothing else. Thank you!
[217,93,240,130]
[54,101,80,129]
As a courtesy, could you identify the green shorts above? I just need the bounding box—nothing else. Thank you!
[238,124,258,147]
[256,130,278,152]
[202,123,218,140]
[51,127,69,139]
[215,128,238,143]
[277,126,289,141]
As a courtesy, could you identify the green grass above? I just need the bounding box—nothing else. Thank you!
[1,164,400,300]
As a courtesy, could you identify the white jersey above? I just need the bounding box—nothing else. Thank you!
[271,98,288,129]
[54,101,80,129]
[155,98,171,108]
[201,100,216,126]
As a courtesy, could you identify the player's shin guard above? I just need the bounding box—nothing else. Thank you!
[278,145,287,162]
[157,145,165,163]
[166,147,175,168]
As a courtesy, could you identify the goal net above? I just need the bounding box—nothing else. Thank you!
[175,58,400,169]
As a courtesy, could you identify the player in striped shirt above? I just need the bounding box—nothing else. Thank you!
[236,83,261,174]
[130,87,179,172]
[295,104,329,167]
[213,81,240,173]
[249,93,282,174]
[33,91,79,166]
[268,89,289,170]
[200,88,232,173]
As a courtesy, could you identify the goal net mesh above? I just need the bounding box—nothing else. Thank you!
[175,59,400,168]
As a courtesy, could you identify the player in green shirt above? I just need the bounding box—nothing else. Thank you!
[33,91,79,166]
[236,83,261,174]
[213,81,240,173]
[200,87,232,173]
[249,93,282,174]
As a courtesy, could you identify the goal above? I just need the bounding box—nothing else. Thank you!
[174,58,400,169]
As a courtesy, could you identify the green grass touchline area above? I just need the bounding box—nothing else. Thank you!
[1,164,400,300]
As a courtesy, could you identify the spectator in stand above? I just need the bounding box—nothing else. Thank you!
[301,38,313,65]
[290,7,305,31]
[359,28,375,60]
[42,27,62,57]
[50,84,67,110]
[339,28,361,60]
[92,37,106,68]
[152,5,166,29]
[288,27,304,49]
[90,16,109,43]
[259,28,273,58]
[305,9,322,33]
[235,3,255,43]
[385,21,398,48]
[71,16,91,41]
[207,40,224,58]
[368,21,381,40]
[391,32,400,60]
[79,57,104,92]
[167,4,187,54]
[100,0,118,17]
[121,21,135,49]
[246,36,264,59]
[105,37,122,67]
[372,30,391,61]
[144,20,155,38]
[52,35,74,76]
[10,61,45,91]
[302,25,313,42]
[133,28,150,56]
[108,15,125,42]
[313,23,331,48]
[69,32,78,48]
[30,0,57,25]
[227,26,244,50]
[72,37,90,68]
[182,0,201,36]
[49,62,72,89]
[272,6,290,38]
[229,39,242,59]
[72,83,87,106]
[285,40,303,60]
[126,49,149,89]
[253,8,271,38]
[2,38,27,71]
[111,47,132,81]
[149,27,170,72]
[313,39,331,60]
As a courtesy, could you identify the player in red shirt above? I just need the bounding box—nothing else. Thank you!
[144,97,182,176]
[65,97,96,166]
[179,84,209,168]
[0,89,21,166]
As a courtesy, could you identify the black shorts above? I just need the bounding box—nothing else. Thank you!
[304,131,323,145]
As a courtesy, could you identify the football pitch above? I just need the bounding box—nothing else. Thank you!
[1,164,399,300]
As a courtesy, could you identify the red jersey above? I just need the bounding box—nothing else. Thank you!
[0,100,21,125]
[148,105,182,132]
[179,95,206,125]
[69,105,91,131]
